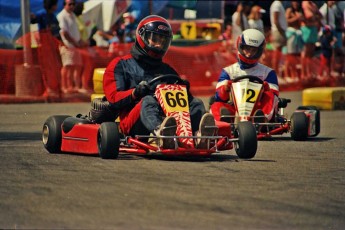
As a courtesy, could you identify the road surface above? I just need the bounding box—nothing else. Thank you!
[0,91,344,229]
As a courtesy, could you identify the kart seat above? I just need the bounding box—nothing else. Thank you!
[62,117,93,133]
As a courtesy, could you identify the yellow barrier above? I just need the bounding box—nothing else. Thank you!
[302,87,345,110]
[93,68,105,94]
[92,68,105,101]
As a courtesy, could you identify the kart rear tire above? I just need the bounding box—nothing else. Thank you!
[98,122,120,159]
[296,106,320,137]
[290,112,308,141]
[42,115,71,153]
[235,121,257,159]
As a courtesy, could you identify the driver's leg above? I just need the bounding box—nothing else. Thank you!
[210,102,236,122]
[260,92,279,122]
[140,95,165,132]
[141,95,177,149]
[188,97,206,134]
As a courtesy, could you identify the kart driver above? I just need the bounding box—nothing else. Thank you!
[210,28,279,122]
[102,15,215,149]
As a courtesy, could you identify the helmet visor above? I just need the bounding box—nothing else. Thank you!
[144,31,171,52]
[239,44,259,59]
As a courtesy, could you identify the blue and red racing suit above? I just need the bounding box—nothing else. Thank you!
[103,45,206,135]
[210,62,279,121]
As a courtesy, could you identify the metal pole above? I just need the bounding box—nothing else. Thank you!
[21,0,32,66]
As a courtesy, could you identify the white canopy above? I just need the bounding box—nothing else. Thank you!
[82,0,132,32]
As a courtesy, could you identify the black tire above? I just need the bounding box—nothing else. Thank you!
[234,121,257,159]
[296,106,320,137]
[42,115,71,153]
[98,122,120,159]
[290,112,308,141]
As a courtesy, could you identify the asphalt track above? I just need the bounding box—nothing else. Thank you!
[1,91,345,229]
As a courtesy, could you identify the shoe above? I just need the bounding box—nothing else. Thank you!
[253,109,266,123]
[154,116,177,149]
[196,113,216,149]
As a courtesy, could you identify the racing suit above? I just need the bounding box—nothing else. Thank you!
[210,62,279,121]
[103,44,206,136]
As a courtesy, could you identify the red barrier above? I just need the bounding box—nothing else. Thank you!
[1,32,344,103]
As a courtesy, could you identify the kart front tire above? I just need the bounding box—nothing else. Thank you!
[290,112,308,141]
[98,122,120,159]
[42,115,71,153]
[235,121,257,159]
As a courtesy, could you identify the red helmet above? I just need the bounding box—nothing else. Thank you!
[236,29,266,65]
[135,15,173,59]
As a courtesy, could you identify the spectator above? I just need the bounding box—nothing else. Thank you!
[30,0,61,40]
[30,0,61,96]
[218,23,232,49]
[219,23,232,41]
[318,25,337,79]
[74,1,95,94]
[94,18,127,47]
[231,1,252,51]
[217,23,235,63]
[270,0,287,76]
[300,1,323,79]
[248,5,266,33]
[319,1,336,30]
[332,1,345,50]
[284,1,304,83]
[73,1,90,45]
[122,12,136,43]
[332,2,345,77]
[57,0,88,94]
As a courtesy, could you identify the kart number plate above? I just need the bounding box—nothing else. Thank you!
[241,88,260,104]
[160,89,189,113]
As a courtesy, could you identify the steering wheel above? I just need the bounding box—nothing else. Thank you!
[148,74,185,85]
[148,74,186,92]
[232,75,264,84]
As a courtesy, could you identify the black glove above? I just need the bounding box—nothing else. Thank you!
[133,81,150,99]
[181,79,190,92]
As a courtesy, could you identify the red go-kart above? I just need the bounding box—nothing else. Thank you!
[217,75,320,141]
[42,75,258,159]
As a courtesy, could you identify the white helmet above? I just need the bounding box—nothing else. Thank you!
[236,29,266,66]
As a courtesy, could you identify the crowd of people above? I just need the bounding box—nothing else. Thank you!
[30,0,344,97]
[219,1,345,84]
[30,0,137,96]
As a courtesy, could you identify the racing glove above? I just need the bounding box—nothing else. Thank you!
[133,81,150,99]
[217,80,232,101]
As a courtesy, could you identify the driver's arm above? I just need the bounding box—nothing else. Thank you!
[103,57,135,110]
[265,70,279,96]
[215,69,232,102]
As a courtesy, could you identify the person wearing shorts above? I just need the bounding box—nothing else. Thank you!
[270,1,288,74]
[300,1,323,79]
[57,0,87,93]
[284,1,304,82]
